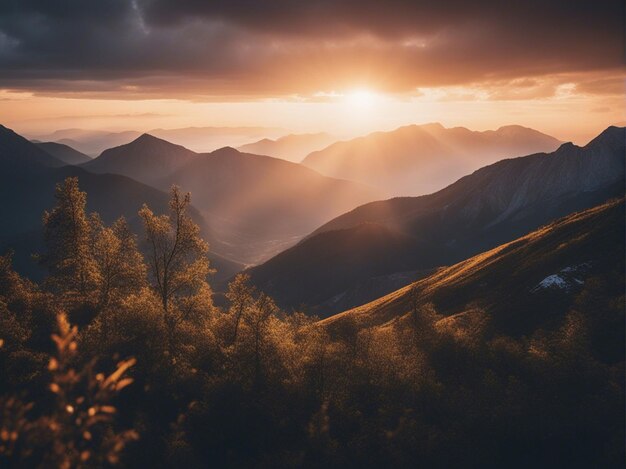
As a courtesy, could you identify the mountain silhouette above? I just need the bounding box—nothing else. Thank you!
[248,127,624,314]
[238,132,337,162]
[0,125,242,282]
[158,146,380,264]
[35,141,92,165]
[0,124,64,170]
[82,133,197,186]
[323,198,624,346]
[303,123,562,196]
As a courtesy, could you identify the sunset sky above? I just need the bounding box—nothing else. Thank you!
[0,0,623,143]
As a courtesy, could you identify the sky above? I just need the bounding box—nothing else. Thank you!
[0,0,624,144]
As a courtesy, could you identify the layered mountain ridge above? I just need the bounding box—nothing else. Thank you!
[238,132,337,162]
[0,125,243,282]
[248,126,625,314]
[303,123,562,196]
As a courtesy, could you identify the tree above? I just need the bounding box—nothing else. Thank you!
[225,273,255,345]
[245,293,279,387]
[40,178,146,318]
[139,187,212,344]
[89,214,146,311]
[40,178,98,308]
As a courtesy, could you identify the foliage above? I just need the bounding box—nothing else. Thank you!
[40,177,99,311]
[0,314,138,467]
[39,178,147,323]
[139,186,214,352]
[0,178,623,468]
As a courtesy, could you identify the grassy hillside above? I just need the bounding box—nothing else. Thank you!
[325,198,625,344]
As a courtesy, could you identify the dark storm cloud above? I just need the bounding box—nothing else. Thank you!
[0,0,623,98]
[139,0,618,41]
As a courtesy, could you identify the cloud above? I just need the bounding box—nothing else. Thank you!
[576,76,625,96]
[0,0,623,99]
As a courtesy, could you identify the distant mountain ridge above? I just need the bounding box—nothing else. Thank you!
[77,133,379,264]
[248,126,625,315]
[31,126,286,156]
[303,123,562,196]
[0,125,243,282]
[35,142,92,165]
[313,126,624,238]
[238,133,337,162]
[81,133,197,186]
[157,146,380,264]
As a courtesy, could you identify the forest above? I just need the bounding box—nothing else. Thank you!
[1,178,623,468]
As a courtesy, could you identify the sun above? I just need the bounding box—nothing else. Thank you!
[344,88,379,108]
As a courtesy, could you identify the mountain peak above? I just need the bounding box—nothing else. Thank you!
[211,146,241,156]
[495,124,534,135]
[132,133,166,145]
[82,133,197,185]
[585,125,625,152]
[98,132,196,156]
[592,125,624,141]
[419,122,445,130]
[557,141,577,151]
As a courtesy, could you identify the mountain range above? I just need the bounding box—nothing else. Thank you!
[34,142,92,165]
[31,126,286,156]
[238,133,337,162]
[323,197,624,352]
[158,146,380,263]
[6,122,623,312]
[33,129,142,157]
[80,134,379,264]
[248,126,625,315]
[0,125,242,282]
[303,123,562,196]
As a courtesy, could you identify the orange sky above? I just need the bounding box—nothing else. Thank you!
[2,71,623,145]
[0,1,623,144]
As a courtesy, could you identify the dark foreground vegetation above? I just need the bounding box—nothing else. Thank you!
[1,178,623,468]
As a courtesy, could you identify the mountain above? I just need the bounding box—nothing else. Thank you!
[302,123,562,196]
[245,223,440,309]
[0,124,64,170]
[323,198,624,342]
[36,129,142,156]
[80,134,379,264]
[310,198,624,469]
[158,147,381,264]
[0,125,242,282]
[248,126,625,314]
[35,142,92,165]
[81,134,197,186]
[149,126,285,153]
[32,126,285,156]
[238,133,337,162]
